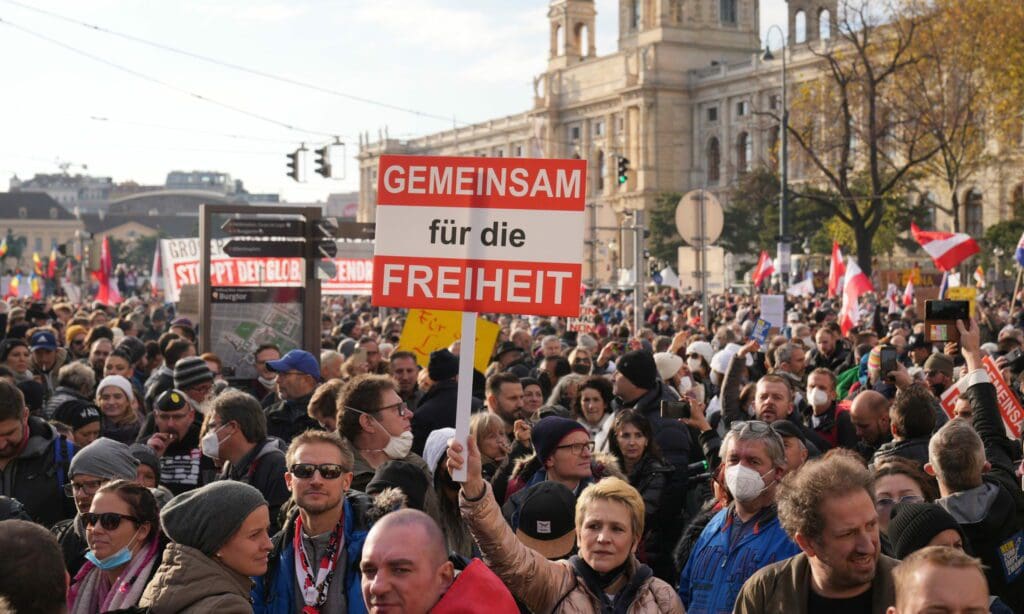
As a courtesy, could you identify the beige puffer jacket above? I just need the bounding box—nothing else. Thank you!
[460,483,684,614]
[140,542,254,614]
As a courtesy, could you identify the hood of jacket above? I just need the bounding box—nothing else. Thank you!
[224,437,284,481]
[431,558,518,613]
[937,481,1005,526]
[141,542,253,613]
[23,415,60,460]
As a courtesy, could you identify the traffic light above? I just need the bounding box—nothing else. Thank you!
[315,145,331,178]
[286,149,301,181]
[617,156,630,185]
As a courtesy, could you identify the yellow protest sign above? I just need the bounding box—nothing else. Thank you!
[946,286,977,318]
[398,309,500,373]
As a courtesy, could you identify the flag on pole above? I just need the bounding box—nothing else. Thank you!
[47,247,58,279]
[938,271,949,299]
[974,265,986,288]
[32,252,43,276]
[903,279,914,307]
[150,242,162,298]
[910,223,980,271]
[0,237,7,258]
[885,283,900,314]
[839,257,874,335]
[1015,231,1024,267]
[828,242,846,298]
[29,274,41,299]
[92,236,122,305]
[752,250,775,286]
[5,275,18,298]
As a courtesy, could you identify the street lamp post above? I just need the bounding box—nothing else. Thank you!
[763,25,789,288]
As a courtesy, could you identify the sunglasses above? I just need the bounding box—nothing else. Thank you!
[289,463,348,480]
[81,512,140,531]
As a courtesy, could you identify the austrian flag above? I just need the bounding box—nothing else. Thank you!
[839,257,874,335]
[752,251,775,286]
[910,223,980,272]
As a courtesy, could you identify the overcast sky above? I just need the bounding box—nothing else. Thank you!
[0,0,788,203]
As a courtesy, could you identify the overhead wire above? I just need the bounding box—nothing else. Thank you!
[0,0,468,127]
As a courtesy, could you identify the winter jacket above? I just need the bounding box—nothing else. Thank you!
[802,402,858,450]
[411,379,483,456]
[264,392,320,443]
[806,343,854,374]
[936,373,1024,611]
[431,558,518,613]
[735,551,899,614]
[52,515,89,576]
[252,491,374,614]
[42,385,91,420]
[870,436,931,469]
[218,437,289,534]
[140,542,254,614]
[614,382,691,471]
[678,505,801,614]
[0,415,76,526]
[460,482,684,613]
[623,453,678,582]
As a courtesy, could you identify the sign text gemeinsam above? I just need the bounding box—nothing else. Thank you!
[372,155,586,317]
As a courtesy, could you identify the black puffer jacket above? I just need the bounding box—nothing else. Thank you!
[0,416,76,527]
[625,453,678,582]
[870,436,930,469]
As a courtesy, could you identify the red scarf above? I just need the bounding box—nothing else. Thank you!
[292,511,345,614]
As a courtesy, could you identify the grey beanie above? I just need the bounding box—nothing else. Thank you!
[160,481,267,556]
[173,356,214,390]
[69,437,139,480]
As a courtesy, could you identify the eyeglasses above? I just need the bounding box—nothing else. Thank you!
[555,441,595,456]
[376,400,410,417]
[875,495,924,510]
[81,512,140,531]
[289,463,349,480]
[64,479,105,498]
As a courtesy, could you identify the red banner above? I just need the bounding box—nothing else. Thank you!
[939,356,1023,438]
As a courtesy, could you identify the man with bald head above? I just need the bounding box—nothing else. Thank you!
[360,509,515,613]
[850,390,893,462]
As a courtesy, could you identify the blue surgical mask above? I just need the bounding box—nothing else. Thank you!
[85,534,138,570]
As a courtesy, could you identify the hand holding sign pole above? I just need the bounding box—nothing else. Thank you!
[373,155,586,481]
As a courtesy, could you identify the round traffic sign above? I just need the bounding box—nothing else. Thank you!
[675,189,723,246]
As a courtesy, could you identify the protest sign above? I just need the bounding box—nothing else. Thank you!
[398,309,500,373]
[946,286,977,318]
[939,356,1024,438]
[760,295,785,330]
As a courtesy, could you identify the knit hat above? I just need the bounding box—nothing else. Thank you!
[888,502,966,560]
[173,357,214,390]
[65,324,88,346]
[514,481,577,559]
[366,460,429,511]
[54,400,102,431]
[128,443,160,478]
[654,352,683,382]
[616,350,658,390]
[427,349,459,382]
[97,375,135,401]
[531,416,588,463]
[16,381,44,414]
[423,427,455,475]
[69,437,139,480]
[160,481,267,556]
[923,353,954,378]
[686,341,714,364]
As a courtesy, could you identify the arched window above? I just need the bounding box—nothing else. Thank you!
[556,25,565,55]
[737,132,752,174]
[795,11,807,43]
[965,188,984,237]
[720,0,737,24]
[596,150,606,191]
[631,0,642,30]
[819,8,832,39]
[707,137,721,184]
[575,23,589,57]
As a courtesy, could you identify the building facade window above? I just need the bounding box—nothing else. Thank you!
[569,125,581,142]
[630,0,642,30]
[596,150,606,191]
[736,100,749,116]
[795,11,807,43]
[720,0,737,24]
[965,188,984,237]
[707,137,721,184]
[707,106,719,122]
[737,132,752,174]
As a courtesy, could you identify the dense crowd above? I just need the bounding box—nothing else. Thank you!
[0,286,1020,613]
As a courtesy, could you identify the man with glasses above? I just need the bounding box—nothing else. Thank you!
[338,374,431,493]
[265,349,323,443]
[51,437,138,575]
[0,379,75,527]
[678,420,800,613]
[253,430,377,614]
[207,389,289,534]
[137,388,212,495]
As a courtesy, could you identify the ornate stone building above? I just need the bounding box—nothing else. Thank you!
[358,0,1023,285]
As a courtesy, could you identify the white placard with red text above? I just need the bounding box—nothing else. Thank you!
[939,356,1024,438]
[159,238,371,301]
[372,155,586,317]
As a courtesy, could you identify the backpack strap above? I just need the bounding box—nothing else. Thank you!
[53,435,73,495]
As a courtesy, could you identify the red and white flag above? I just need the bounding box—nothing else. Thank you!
[839,257,874,335]
[752,250,775,286]
[828,241,846,298]
[903,279,914,307]
[911,223,980,271]
[92,236,122,305]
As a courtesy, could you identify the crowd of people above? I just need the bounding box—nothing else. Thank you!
[0,285,1021,613]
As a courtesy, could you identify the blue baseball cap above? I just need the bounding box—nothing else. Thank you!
[266,349,320,380]
[29,330,57,351]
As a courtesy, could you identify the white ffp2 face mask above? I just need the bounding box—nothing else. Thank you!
[687,358,704,373]
[807,388,829,408]
[725,464,773,502]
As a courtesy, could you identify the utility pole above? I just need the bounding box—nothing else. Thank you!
[633,209,645,335]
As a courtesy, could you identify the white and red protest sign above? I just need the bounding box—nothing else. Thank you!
[372,155,586,317]
[159,238,371,302]
[939,356,1024,438]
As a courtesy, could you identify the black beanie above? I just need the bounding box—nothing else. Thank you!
[888,502,966,560]
[616,350,658,390]
[531,416,588,463]
[366,460,429,511]
[428,349,459,381]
